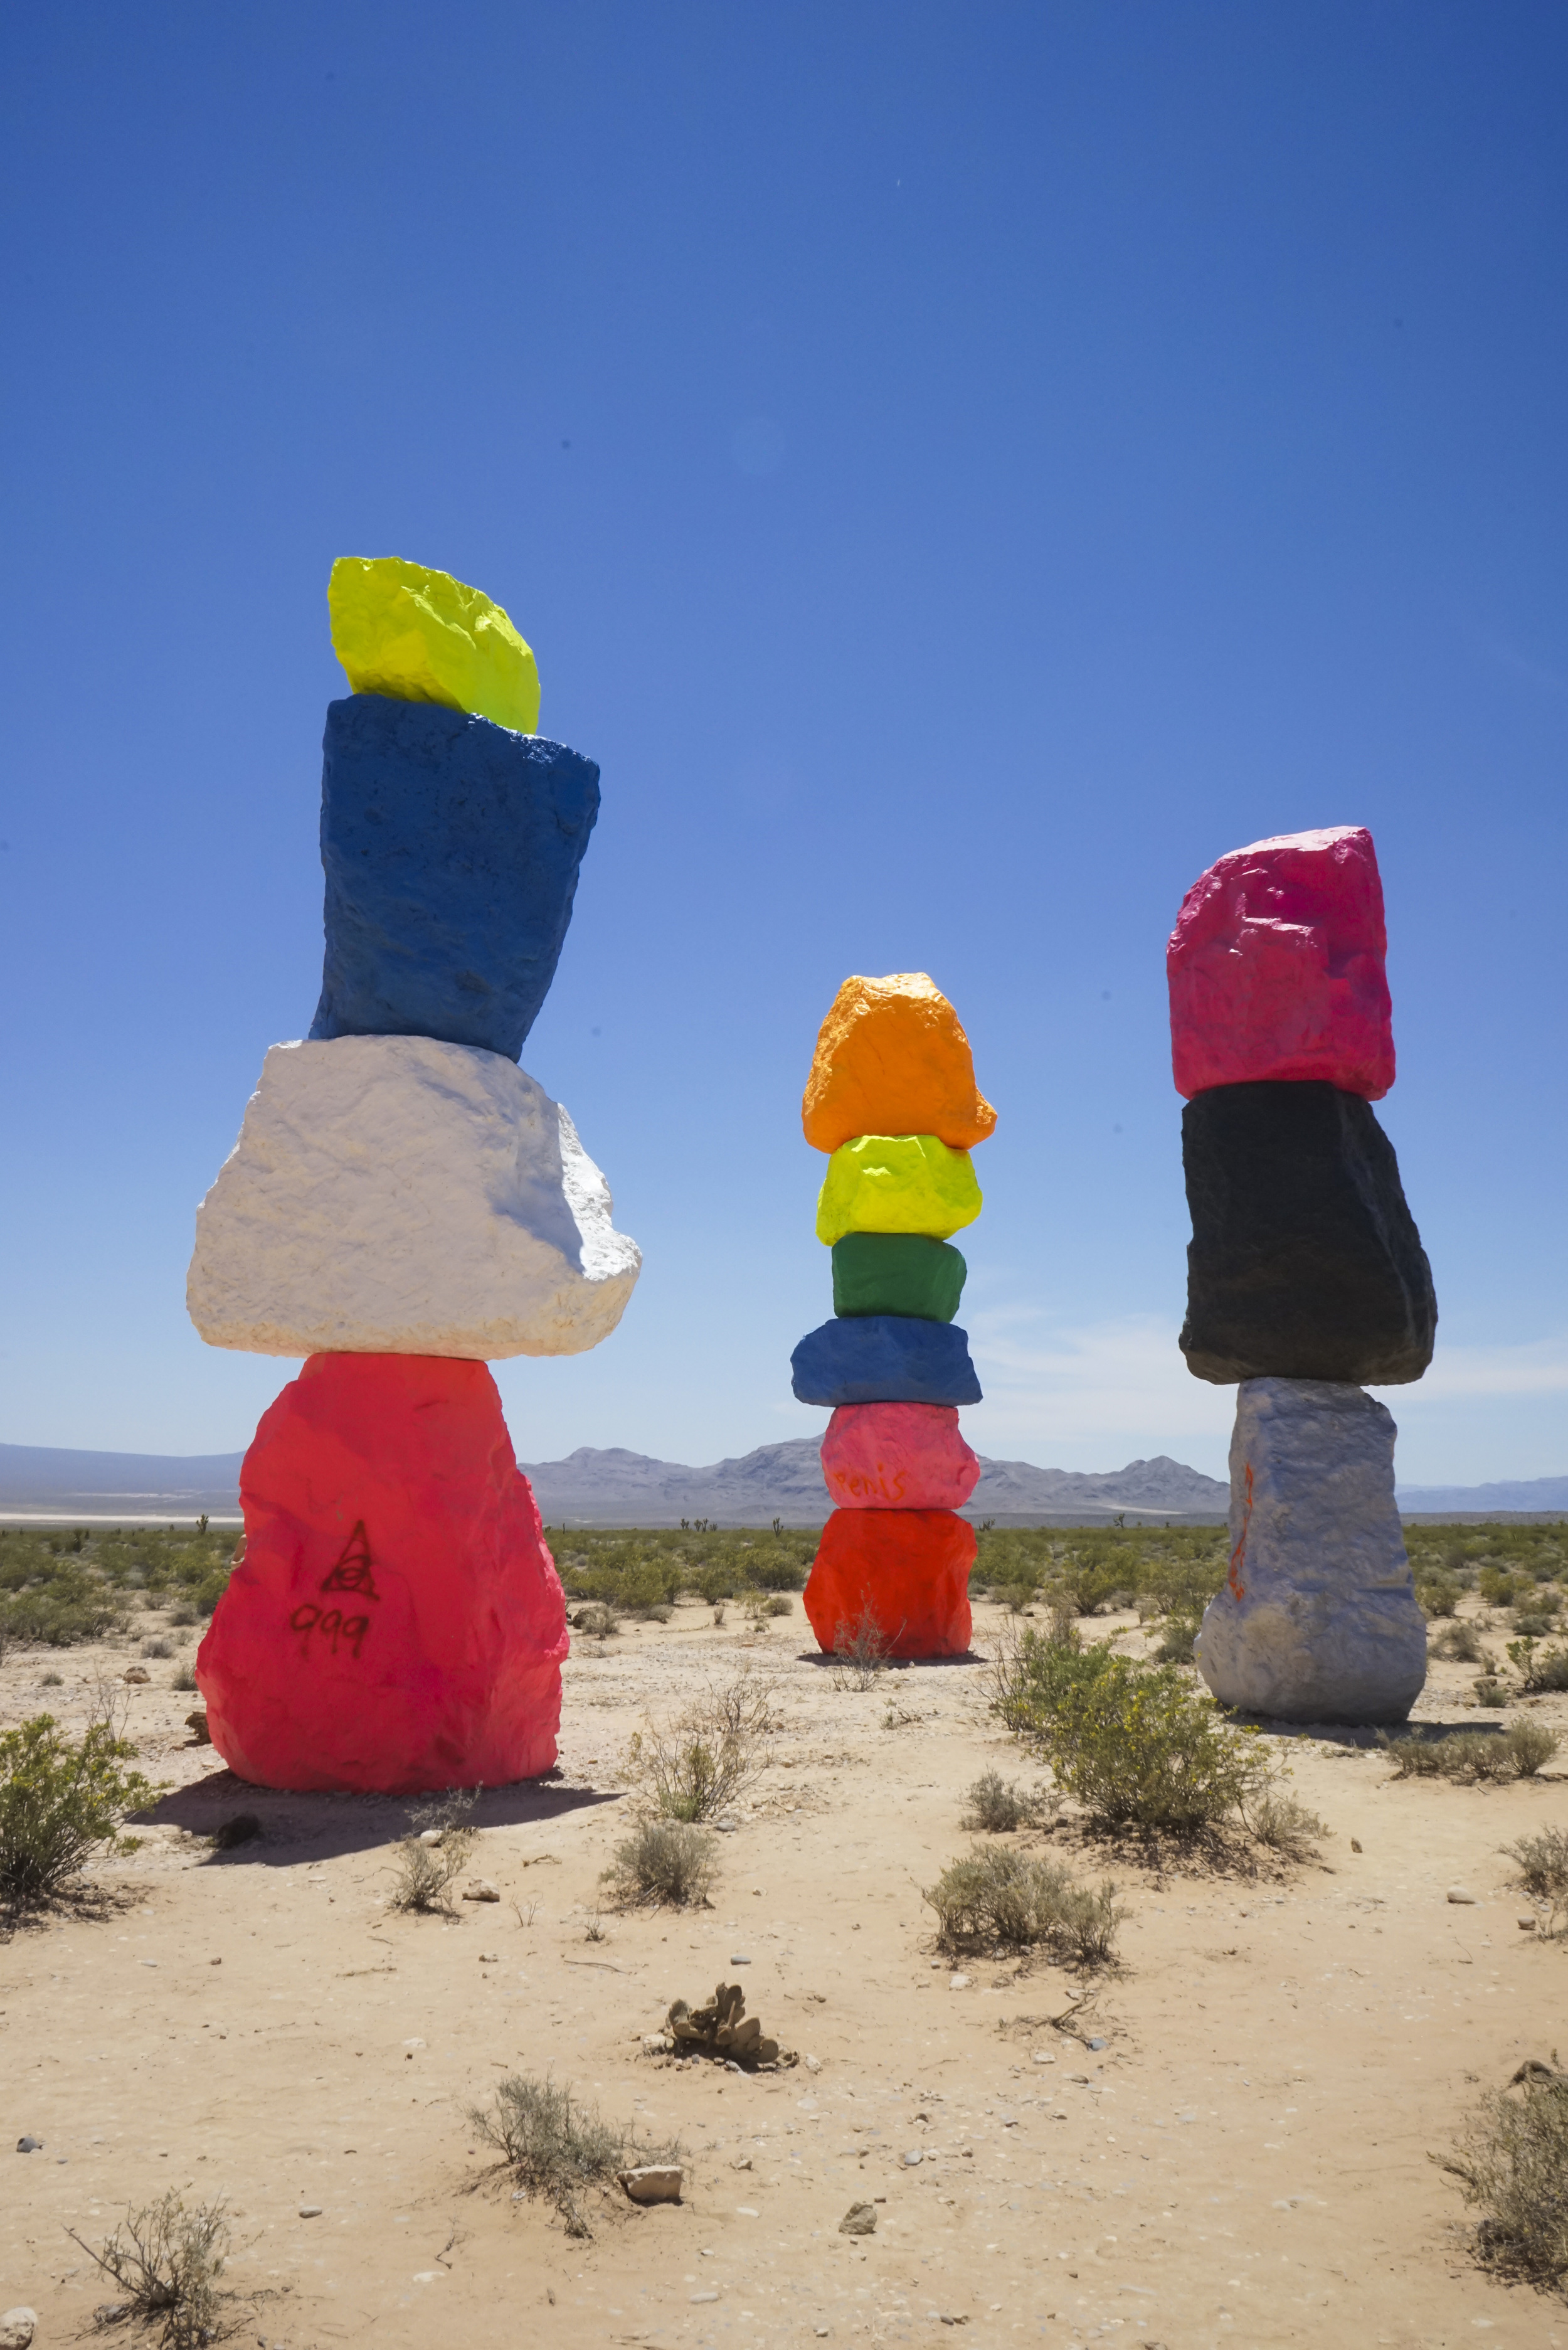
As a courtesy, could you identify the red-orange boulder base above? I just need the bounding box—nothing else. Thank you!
[804,1507,975,1659]
[820,1401,980,1511]
[197,1352,568,1793]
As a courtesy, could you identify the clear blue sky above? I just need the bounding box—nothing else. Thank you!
[2,3,1565,1485]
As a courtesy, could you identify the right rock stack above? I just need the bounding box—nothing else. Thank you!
[1169,826,1436,1723]
[792,974,993,1659]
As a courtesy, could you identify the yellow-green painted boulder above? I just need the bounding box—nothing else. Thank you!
[815,1134,982,1247]
[328,557,541,735]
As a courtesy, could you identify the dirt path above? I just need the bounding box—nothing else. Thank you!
[3,1600,1565,2349]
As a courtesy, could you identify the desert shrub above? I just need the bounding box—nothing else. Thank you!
[1242,1788,1327,1858]
[744,1591,792,1620]
[1506,1827,1568,1936]
[622,1671,775,1821]
[1152,1612,1202,1664]
[1432,1619,1488,1664]
[469,2072,677,2236]
[990,1579,1037,1614]
[829,1602,898,1689]
[1480,1566,1524,1609]
[387,1788,477,1915]
[570,1602,617,1637]
[961,1770,1047,1832]
[601,1819,716,1908]
[1418,1575,1462,1619]
[923,1847,1121,1967]
[747,1556,808,1593]
[0,1555,124,1646]
[172,1664,198,1693]
[1438,2064,1568,2290]
[0,1714,154,1906]
[1381,1725,1559,1783]
[68,2190,230,2349]
[142,1636,174,1659]
[694,1562,740,1603]
[995,1634,1271,1832]
[1508,1638,1568,1694]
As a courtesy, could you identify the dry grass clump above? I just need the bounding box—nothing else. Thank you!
[1438,2060,1568,2293]
[829,1602,899,1690]
[1241,1787,1327,1859]
[387,1788,477,1915]
[570,1602,618,1637]
[622,1668,776,1822]
[923,1846,1121,1967]
[68,2190,230,2347]
[1382,1724,1559,1783]
[961,1770,1052,1832]
[469,2072,678,2237]
[601,1819,717,1908]
[1505,1826,1568,1938]
[1431,1619,1488,1664]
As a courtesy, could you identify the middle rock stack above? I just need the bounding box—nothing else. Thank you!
[792,974,993,1659]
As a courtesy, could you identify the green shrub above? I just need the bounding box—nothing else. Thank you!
[1480,1566,1523,1609]
[1507,1638,1568,1694]
[1418,1575,1462,1619]
[601,1820,716,1907]
[1381,1725,1558,1782]
[923,1847,1121,1967]
[995,1634,1271,1832]
[0,1715,155,1905]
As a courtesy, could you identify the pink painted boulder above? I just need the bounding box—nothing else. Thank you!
[820,1401,980,1511]
[197,1352,568,1793]
[1167,826,1395,1100]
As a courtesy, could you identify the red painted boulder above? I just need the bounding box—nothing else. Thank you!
[804,1507,975,1659]
[196,1352,568,1792]
[1167,826,1394,1100]
[820,1401,980,1512]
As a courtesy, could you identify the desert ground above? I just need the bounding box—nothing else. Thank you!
[2,1591,1566,2350]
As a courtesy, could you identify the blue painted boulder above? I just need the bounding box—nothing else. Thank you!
[790,1316,982,1408]
[307,695,600,1060]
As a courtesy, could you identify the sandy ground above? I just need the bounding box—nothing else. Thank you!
[3,1595,1567,2350]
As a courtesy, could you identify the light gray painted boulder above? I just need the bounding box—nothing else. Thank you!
[187,1035,640,1359]
[1195,1376,1426,1724]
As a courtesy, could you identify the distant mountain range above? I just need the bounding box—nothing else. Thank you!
[4,1440,1563,1528]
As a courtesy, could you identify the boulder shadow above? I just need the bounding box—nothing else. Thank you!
[135,1770,623,1866]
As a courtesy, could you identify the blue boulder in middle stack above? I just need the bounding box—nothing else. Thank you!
[308,694,600,1061]
[790,1316,983,1408]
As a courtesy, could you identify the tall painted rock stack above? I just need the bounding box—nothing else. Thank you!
[1168,826,1434,1723]
[186,558,639,1792]
[792,975,992,1659]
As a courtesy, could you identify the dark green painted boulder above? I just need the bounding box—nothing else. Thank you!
[830,1232,966,1323]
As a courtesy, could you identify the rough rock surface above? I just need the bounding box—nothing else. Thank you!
[791,1317,982,1408]
[1180,1080,1435,1384]
[831,1231,965,1322]
[196,1353,569,1791]
[815,1134,982,1247]
[307,694,599,1061]
[1195,1377,1427,1724]
[328,556,541,735]
[820,1402,980,1511]
[1168,825,1395,1100]
[802,971,997,1154]
[188,1035,640,1359]
[804,1507,975,1659]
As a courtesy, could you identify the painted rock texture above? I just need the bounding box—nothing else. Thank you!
[831,1232,965,1322]
[791,1316,982,1408]
[329,556,541,735]
[804,1507,975,1659]
[820,1401,981,1511]
[802,972,997,1154]
[1168,825,1395,1100]
[196,1353,570,1792]
[188,1035,640,1359]
[307,695,599,1061]
[815,1134,982,1247]
[1195,1377,1426,1723]
[1180,1080,1436,1385]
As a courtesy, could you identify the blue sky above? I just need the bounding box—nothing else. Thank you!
[2,2,1565,1484]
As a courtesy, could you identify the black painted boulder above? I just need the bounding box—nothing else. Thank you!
[1180,1080,1436,1385]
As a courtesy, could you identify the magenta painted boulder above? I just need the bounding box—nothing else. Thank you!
[1167,826,1395,1100]
[820,1400,981,1511]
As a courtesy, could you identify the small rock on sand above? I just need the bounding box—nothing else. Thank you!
[839,2201,877,2236]
[462,1879,501,1901]
[621,2164,683,2204]
[1447,1888,1478,1905]
[0,2314,38,2350]
[124,1667,150,1684]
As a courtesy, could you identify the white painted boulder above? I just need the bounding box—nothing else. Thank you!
[1195,1376,1426,1724]
[187,1035,640,1358]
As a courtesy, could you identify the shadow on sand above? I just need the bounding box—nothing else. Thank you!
[137,1770,623,1868]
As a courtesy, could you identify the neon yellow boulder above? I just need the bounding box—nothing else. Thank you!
[815,1134,983,1247]
[328,556,541,735]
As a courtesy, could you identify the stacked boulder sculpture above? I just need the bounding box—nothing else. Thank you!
[792,975,992,1657]
[1169,826,1435,1723]
[186,558,639,1792]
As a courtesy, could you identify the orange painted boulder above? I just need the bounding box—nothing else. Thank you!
[802,973,997,1154]
[820,1401,981,1511]
[196,1352,568,1792]
[804,1507,975,1659]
